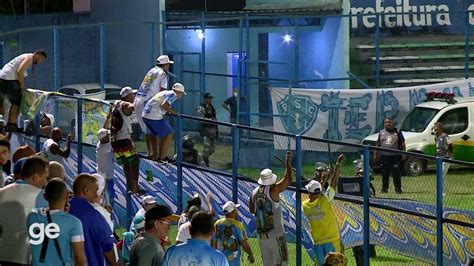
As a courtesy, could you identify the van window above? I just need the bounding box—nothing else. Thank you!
[401,107,439,133]
[437,107,469,134]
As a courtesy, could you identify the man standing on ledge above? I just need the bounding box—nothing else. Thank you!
[0,50,47,132]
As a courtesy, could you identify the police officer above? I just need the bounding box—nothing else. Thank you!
[373,117,406,194]
[197,93,218,167]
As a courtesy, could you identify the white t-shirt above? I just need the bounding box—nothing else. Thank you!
[92,203,114,232]
[137,66,168,101]
[43,138,65,163]
[130,208,146,231]
[176,221,192,243]
[96,141,114,180]
[0,53,31,80]
[142,90,178,120]
[0,181,45,264]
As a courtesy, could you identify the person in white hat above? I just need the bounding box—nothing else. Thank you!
[96,107,116,208]
[142,82,186,163]
[110,86,141,195]
[135,54,174,160]
[130,195,157,231]
[302,178,341,265]
[212,201,255,265]
[248,151,293,266]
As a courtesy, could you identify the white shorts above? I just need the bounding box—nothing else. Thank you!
[258,234,289,266]
[133,97,147,132]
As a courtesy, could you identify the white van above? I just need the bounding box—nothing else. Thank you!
[362,96,474,176]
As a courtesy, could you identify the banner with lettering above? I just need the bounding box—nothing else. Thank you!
[271,78,474,150]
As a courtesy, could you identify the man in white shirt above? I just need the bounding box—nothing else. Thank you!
[0,156,49,265]
[0,50,47,132]
[142,83,186,164]
[43,127,72,165]
[131,195,158,231]
[135,55,173,160]
[175,205,200,244]
[97,109,115,207]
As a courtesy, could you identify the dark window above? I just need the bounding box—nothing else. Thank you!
[437,107,469,135]
[59,88,80,96]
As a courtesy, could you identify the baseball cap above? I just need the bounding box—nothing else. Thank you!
[222,201,240,214]
[41,112,55,126]
[142,195,157,205]
[120,86,136,98]
[172,83,186,95]
[203,93,213,99]
[305,180,323,194]
[145,205,180,222]
[97,128,109,140]
[156,55,174,65]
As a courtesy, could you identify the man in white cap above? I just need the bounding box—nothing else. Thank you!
[248,151,292,265]
[130,195,158,231]
[135,55,174,160]
[142,82,186,164]
[303,179,341,265]
[110,86,141,194]
[97,107,115,207]
[212,201,255,265]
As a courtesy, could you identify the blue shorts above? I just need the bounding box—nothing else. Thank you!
[143,118,173,138]
[313,240,341,265]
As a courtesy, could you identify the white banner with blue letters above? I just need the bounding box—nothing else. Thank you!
[271,78,474,149]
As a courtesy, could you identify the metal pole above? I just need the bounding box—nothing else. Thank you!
[77,98,83,174]
[53,27,59,91]
[245,14,250,127]
[238,19,243,124]
[126,191,132,229]
[436,157,444,266]
[375,14,381,88]
[99,24,105,91]
[200,12,206,100]
[161,11,167,54]
[231,125,239,203]
[363,145,371,266]
[464,10,470,79]
[176,115,184,213]
[295,135,302,266]
[34,113,41,152]
[0,41,3,65]
[294,22,299,88]
[151,22,155,67]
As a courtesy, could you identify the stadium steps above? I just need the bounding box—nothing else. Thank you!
[357,41,474,50]
[370,54,474,62]
[392,77,462,85]
[383,65,474,73]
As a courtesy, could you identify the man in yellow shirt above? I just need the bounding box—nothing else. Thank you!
[303,178,341,265]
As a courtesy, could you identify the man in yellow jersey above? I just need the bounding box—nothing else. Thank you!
[303,154,343,265]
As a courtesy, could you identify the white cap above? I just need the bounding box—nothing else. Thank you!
[92,173,106,196]
[42,112,55,126]
[305,180,323,194]
[172,83,186,95]
[222,201,240,214]
[156,55,174,65]
[258,168,277,186]
[120,86,136,98]
[0,115,4,124]
[97,128,109,140]
[142,195,157,205]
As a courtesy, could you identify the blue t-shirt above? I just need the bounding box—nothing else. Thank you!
[69,196,115,266]
[27,209,84,266]
[213,218,248,266]
[162,239,229,266]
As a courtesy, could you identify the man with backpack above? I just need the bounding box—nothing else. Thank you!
[248,151,293,266]
[110,86,141,195]
[373,117,406,194]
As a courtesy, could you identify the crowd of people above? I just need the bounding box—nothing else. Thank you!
[0,50,456,266]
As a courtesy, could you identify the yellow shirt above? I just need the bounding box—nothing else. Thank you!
[302,187,340,244]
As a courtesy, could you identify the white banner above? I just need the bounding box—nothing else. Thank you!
[271,78,474,150]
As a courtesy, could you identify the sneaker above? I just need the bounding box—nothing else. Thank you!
[157,159,168,164]
[395,190,402,194]
[165,157,176,164]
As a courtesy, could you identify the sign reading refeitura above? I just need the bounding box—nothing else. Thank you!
[350,0,474,30]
